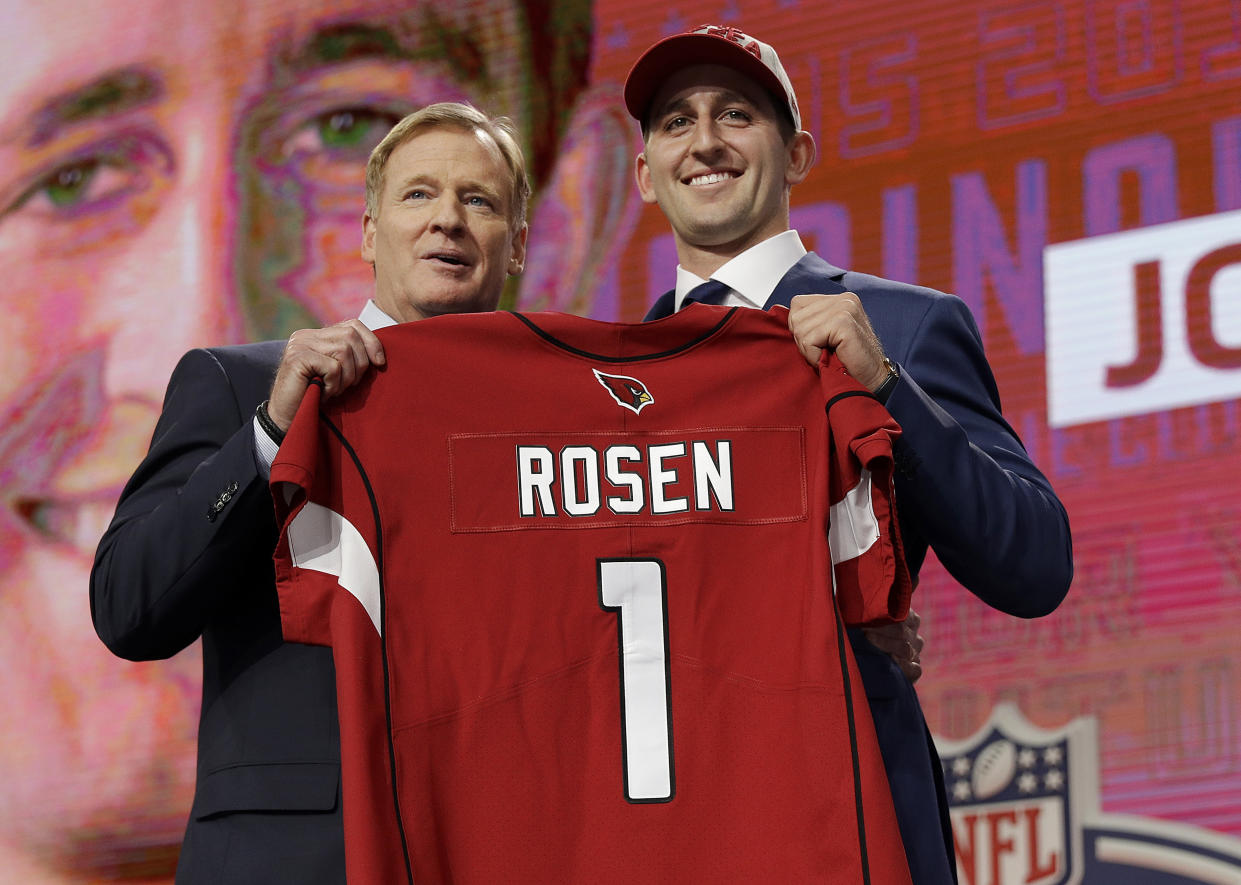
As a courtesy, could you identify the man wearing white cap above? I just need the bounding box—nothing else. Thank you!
[625,24,1073,884]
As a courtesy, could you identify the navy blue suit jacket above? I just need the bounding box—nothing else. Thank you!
[90,344,345,884]
[648,253,1074,884]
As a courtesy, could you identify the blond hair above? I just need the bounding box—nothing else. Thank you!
[365,102,530,229]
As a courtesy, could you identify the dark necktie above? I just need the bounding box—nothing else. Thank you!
[682,278,732,306]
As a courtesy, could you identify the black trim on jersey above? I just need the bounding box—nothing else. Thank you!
[833,598,873,885]
[511,308,739,362]
[827,382,879,882]
[321,412,416,885]
[596,557,676,804]
[825,388,878,416]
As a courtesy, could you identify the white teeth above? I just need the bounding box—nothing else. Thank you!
[688,172,734,186]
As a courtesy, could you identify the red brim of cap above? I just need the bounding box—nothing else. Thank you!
[623,33,787,125]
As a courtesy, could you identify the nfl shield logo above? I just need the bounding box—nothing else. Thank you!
[937,703,1097,885]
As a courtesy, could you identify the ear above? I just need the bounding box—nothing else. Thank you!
[360,211,377,264]
[508,222,529,275]
[785,130,817,187]
[635,151,659,205]
[515,87,645,318]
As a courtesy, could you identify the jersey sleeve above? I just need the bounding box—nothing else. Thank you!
[270,381,407,882]
[820,353,913,626]
[271,382,382,648]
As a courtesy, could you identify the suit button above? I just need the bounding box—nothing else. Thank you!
[206,482,239,522]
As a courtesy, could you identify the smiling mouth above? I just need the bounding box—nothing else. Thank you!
[685,171,739,186]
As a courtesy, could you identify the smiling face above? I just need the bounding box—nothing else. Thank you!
[361,125,527,322]
[634,64,815,277]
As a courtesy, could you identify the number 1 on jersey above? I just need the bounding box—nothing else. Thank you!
[597,558,675,803]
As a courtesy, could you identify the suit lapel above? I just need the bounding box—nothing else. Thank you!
[763,252,850,308]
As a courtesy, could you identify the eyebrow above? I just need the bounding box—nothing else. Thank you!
[283,21,404,70]
[26,66,162,148]
[394,172,503,201]
[276,12,493,93]
[653,88,756,120]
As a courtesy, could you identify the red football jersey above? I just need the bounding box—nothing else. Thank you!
[273,305,912,884]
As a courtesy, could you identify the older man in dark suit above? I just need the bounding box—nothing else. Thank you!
[90,102,528,884]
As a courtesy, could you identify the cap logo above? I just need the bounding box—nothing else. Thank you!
[624,23,802,133]
[699,25,763,60]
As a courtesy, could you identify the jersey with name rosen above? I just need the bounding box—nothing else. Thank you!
[272,305,913,885]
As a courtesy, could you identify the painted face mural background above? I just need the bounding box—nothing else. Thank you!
[1,0,1238,881]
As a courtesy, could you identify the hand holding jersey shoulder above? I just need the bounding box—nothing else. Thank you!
[788,292,890,391]
[268,319,387,431]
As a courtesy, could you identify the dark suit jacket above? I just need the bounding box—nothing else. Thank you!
[648,253,1074,884]
[90,343,345,885]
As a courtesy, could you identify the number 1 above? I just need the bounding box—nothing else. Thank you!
[597,558,675,803]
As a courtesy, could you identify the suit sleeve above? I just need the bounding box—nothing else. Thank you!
[90,348,277,660]
[887,294,1073,617]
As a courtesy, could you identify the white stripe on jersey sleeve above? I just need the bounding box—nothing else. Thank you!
[828,468,881,564]
[287,501,382,635]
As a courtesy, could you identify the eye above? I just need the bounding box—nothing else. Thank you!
[5,136,159,219]
[46,162,99,206]
[404,188,429,201]
[465,195,494,209]
[720,109,751,124]
[283,106,401,158]
[663,115,692,133]
[318,108,395,150]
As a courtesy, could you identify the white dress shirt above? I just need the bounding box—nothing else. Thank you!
[672,230,807,312]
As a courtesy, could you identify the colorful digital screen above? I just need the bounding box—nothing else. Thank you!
[1,0,1237,880]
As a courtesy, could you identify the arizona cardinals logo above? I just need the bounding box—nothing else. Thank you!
[593,369,654,414]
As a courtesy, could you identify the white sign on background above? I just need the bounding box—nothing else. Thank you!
[1044,209,1241,428]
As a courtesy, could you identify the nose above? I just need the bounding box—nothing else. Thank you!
[428,193,467,236]
[688,118,726,159]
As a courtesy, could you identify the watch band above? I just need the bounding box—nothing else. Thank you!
[874,357,900,404]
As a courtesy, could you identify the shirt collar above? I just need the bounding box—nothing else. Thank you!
[672,230,807,311]
[359,299,398,330]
